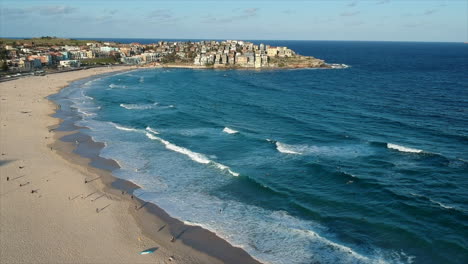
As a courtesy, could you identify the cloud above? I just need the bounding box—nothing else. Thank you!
[148,9,173,19]
[403,8,440,17]
[349,21,365,26]
[106,9,118,15]
[376,0,390,5]
[1,7,26,15]
[403,22,423,28]
[423,9,438,15]
[340,11,360,17]
[202,8,259,23]
[146,9,184,24]
[1,5,78,17]
[37,6,78,16]
[282,9,296,14]
[244,8,259,16]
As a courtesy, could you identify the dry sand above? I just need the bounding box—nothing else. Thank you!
[0,67,260,264]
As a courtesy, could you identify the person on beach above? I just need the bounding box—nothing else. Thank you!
[6,176,9,181]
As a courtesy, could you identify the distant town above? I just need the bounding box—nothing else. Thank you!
[0,37,341,77]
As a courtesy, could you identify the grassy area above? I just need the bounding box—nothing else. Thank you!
[0,37,101,47]
[269,55,322,67]
[80,57,119,65]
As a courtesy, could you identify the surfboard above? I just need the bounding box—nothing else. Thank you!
[139,249,156,255]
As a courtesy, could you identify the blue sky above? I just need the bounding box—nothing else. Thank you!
[0,0,466,42]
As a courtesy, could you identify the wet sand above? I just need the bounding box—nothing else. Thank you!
[0,67,261,264]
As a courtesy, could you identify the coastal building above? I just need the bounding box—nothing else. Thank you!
[267,47,278,57]
[121,56,142,65]
[100,46,119,53]
[236,54,248,66]
[59,60,81,68]
[285,48,294,57]
[1,38,312,71]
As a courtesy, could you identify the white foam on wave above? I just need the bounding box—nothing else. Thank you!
[146,132,210,164]
[275,141,375,158]
[223,127,239,134]
[109,83,127,89]
[80,90,94,100]
[410,193,458,211]
[329,63,351,69]
[139,77,144,83]
[276,142,302,155]
[83,77,102,86]
[120,103,158,110]
[429,199,454,210]
[77,109,95,117]
[214,163,240,177]
[112,69,138,77]
[144,132,239,176]
[110,122,140,132]
[145,132,159,140]
[145,126,160,134]
[387,143,423,153]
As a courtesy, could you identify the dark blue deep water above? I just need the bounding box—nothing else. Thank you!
[53,41,468,264]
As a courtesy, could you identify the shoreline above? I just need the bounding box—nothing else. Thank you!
[142,62,333,70]
[0,68,262,263]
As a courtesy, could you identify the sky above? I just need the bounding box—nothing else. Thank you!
[0,0,466,42]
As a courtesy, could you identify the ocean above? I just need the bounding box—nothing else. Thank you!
[51,41,468,264]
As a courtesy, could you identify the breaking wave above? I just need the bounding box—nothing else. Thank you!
[410,193,460,212]
[110,122,140,132]
[387,143,423,154]
[145,126,160,134]
[274,141,374,157]
[145,131,239,176]
[109,83,127,89]
[77,109,95,117]
[328,63,351,69]
[120,103,158,110]
[276,142,302,155]
[223,127,239,134]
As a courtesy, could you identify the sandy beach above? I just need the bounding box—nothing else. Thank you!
[0,67,261,264]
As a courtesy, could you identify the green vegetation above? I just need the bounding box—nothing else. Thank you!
[80,57,119,65]
[0,37,100,47]
[269,55,323,68]
[0,48,7,60]
[161,52,177,63]
[1,60,8,71]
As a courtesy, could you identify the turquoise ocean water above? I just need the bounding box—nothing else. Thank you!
[52,41,468,264]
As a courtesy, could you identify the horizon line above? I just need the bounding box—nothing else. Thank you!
[1,36,465,44]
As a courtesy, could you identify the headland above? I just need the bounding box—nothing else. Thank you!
[1,37,334,80]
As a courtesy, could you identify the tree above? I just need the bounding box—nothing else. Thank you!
[161,52,177,63]
[0,48,7,60]
[2,60,8,71]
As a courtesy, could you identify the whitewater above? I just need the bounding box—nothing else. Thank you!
[51,41,468,264]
